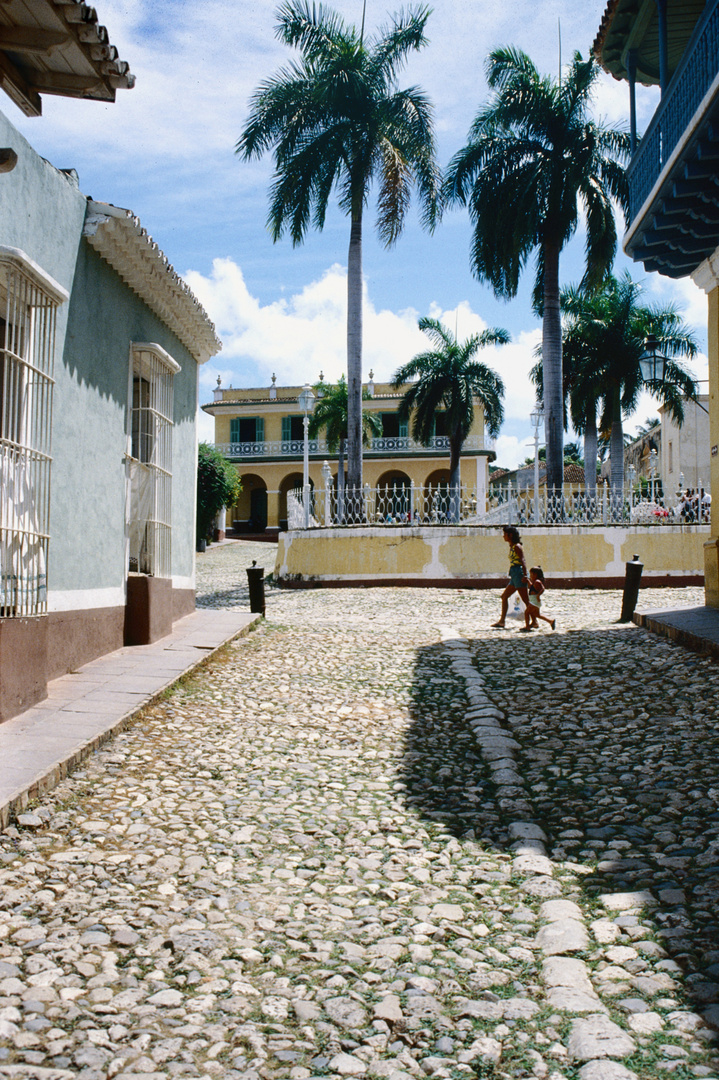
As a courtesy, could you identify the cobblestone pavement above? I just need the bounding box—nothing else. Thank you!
[0,540,718,1080]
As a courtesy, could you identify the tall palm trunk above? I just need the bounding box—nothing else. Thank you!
[583,409,598,501]
[449,438,462,523]
[542,240,564,496]
[347,200,363,496]
[609,383,625,507]
[338,437,345,524]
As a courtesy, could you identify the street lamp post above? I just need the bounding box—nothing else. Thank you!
[530,402,544,525]
[298,383,315,529]
[628,463,636,512]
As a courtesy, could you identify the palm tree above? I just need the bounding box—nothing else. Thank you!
[560,273,699,494]
[237,1,440,496]
[308,375,382,519]
[391,316,508,520]
[444,47,630,494]
[532,315,609,501]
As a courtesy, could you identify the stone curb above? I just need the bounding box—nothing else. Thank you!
[440,628,644,1078]
[0,615,262,829]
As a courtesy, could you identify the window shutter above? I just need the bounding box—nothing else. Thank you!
[255,417,265,442]
[230,418,241,443]
[281,416,291,441]
[399,418,408,438]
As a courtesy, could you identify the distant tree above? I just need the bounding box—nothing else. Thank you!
[392,316,508,520]
[309,375,383,448]
[445,47,630,493]
[197,443,242,544]
[238,0,440,496]
[634,417,661,437]
[308,376,382,513]
[560,274,698,493]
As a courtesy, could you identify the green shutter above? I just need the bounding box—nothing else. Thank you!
[281,416,291,441]
[255,417,264,442]
[399,418,408,438]
[230,418,241,443]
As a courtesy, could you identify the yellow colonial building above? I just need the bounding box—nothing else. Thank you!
[202,375,495,533]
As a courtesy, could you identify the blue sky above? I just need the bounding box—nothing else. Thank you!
[7,0,709,467]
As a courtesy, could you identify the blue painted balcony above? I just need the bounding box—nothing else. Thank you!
[212,434,491,462]
[625,0,719,278]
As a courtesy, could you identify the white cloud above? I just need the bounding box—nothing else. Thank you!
[646,274,708,341]
[189,259,544,446]
[493,434,531,471]
[186,258,430,397]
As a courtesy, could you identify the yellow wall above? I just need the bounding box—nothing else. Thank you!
[276,525,707,583]
[705,286,719,606]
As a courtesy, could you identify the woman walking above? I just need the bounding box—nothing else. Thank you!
[492,525,530,628]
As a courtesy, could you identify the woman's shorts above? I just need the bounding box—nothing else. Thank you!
[509,565,524,588]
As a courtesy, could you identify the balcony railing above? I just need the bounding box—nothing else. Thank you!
[627,0,719,224]
[213,435,489,460]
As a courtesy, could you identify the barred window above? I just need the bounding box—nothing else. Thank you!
[127,343,179,579]
[0,247,67,617]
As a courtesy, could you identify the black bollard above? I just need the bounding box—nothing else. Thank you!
[619,554,643,623]
[246,560,265,616]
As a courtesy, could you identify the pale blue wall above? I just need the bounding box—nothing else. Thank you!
[0,108,200,599]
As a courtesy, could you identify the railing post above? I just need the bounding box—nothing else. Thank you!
[410,480,415,524]
[322,460,332,527]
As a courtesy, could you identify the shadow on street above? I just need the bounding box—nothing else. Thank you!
[400,629,719,1022]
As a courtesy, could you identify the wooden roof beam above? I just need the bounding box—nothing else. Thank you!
[30,70,103,94]
[0,27,70,54]
[0,48,41,114]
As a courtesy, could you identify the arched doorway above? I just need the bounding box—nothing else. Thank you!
[376,470,412,522]
[279,472,312,529]
[233,474,268,532]
[423,468,451,523]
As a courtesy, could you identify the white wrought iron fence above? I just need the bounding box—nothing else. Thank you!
[286,480,711,529]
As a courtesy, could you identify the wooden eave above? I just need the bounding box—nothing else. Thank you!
[593,0,706,87]
[0,0,134,116]
[83,201,221,365]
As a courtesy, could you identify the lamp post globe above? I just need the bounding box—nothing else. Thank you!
[639,334,667,385]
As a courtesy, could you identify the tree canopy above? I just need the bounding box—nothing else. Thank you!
[444,47,630,493]
[197,443,242,543]
[392,316,508,517]
[238,0,440,493]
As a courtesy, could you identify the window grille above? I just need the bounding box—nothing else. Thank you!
[127,343,179,579]
[0,247,67,617]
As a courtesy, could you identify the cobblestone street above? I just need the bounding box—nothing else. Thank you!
[1,540,718,1080]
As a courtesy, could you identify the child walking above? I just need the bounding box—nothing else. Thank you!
[492,525,530,628]
[522,565,556,631]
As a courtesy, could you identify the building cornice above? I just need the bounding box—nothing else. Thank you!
[692,249,719,293]
[83,200,221,364]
